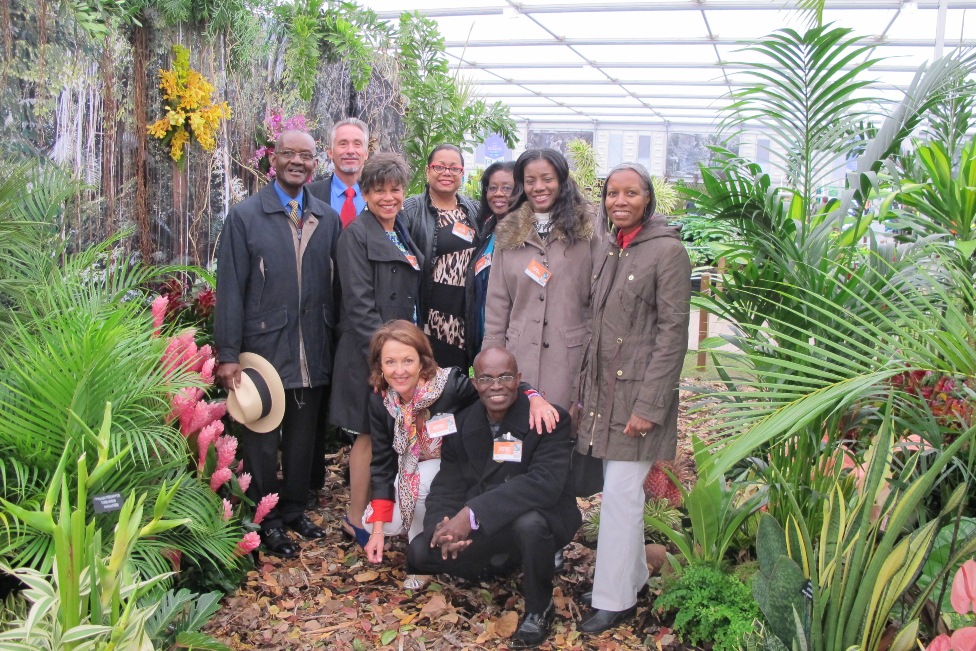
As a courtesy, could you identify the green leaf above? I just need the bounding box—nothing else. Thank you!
[380,629,398,645]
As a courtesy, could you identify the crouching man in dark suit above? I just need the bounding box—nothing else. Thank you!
[406,347,581,649]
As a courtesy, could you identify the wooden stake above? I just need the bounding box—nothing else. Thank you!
[697,272,711,372]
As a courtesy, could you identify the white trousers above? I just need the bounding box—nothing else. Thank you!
[363,458,441,543]
[591,458,652,612]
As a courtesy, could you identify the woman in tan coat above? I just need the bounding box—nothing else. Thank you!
[576,163,691,634]
[483,148,603,409]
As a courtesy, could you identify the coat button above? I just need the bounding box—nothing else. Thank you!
[628,274,635,280]
[543,319,548,326]
[392,267,397,273]
[391,292,397,299]
[589,411,594,416]
[616,370,623,377]
[539,294,545,301]
[543,342,549,348]
[617,337,623,343]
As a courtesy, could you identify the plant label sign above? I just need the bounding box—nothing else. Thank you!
[801,580,814,600]
[92,492,124,513]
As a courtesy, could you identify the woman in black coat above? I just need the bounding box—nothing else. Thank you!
[329,153,423,547]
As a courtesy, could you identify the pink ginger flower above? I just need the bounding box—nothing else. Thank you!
[222,498,233,521]
[201,357,216,385]
[236,531,261,556]
[210,467,232,492]
[215,435,238,471]
[207,400,227,423]
[952,559,976,615]
[180,400,214,437]
[167,391,194,425]
[187,344,213,374]
[926,634,951,651]
[161,330,200,377]
[151,295,168,336]
[197,420,224,470]
[253,493,279,525]
[184,386,204,403]
[238,472,252,493]
[235,459,244,474]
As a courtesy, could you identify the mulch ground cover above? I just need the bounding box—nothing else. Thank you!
[206,386,718,650]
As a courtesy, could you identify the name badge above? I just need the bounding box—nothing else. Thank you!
[405,254,420,271]
[426,413,458,437]
[475,253,491,275]
[452,222,475,243]
[524,258,551,286]
[493,440,523,462]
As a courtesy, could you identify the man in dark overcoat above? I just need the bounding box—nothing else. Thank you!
[407,347,581,649]
[215,130,341,558]
[305,117,370,517]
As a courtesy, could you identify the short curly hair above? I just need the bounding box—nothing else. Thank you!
[359,152,410,195]
[368,320,438,392]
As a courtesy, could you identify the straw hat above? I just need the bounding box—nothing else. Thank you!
[226,353,286,433]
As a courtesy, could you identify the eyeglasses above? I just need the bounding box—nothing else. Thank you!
[276,150,315,162]
[429,164,464,176]
[487,184,514,194]
[474,374,516,386]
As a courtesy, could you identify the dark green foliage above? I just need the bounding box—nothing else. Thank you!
[656,562,761,651]
[752,515,808,650]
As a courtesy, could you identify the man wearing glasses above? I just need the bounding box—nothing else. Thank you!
[215,130,341,558]
[406,347,580,649]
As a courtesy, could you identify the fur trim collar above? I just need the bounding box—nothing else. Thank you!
[494,201,597,250]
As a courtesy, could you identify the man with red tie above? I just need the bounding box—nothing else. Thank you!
[308,118,369,227]
[306,118,370,511]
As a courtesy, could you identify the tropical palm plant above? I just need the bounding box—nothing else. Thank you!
[0,160,241,582]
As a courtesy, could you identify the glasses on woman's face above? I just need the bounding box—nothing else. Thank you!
[474,374,517,386]
[487,184,514,194]
[429,164,464,176]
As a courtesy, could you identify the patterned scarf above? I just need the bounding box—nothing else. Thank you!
[383,367,451,534]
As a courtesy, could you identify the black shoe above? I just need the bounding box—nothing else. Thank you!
[580,584,647,607]
[260,527,298,558]
[510,601,554,649]
[554,549,564,573]
[578,605,637,634]
[286,514,325,540]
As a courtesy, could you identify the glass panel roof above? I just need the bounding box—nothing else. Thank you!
[362,0,976,127]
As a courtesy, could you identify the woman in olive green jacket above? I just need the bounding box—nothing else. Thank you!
[575,163,691,635]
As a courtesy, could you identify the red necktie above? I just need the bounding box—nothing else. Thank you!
[340,187,357,229]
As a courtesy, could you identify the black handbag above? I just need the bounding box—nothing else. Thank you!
[569,447,604,497]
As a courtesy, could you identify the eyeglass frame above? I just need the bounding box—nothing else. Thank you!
[275,149,316,162]
[474,374,517,386]
[429,164,465,176]
[487,184,515,194]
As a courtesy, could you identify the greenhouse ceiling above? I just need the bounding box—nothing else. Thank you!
[362,0,976,126]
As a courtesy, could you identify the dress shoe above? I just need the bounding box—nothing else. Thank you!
[578,604,637,634]
[260,527,298,558]
[286,514,325,540]
[510,601,554,649]
[580,583,648,607]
